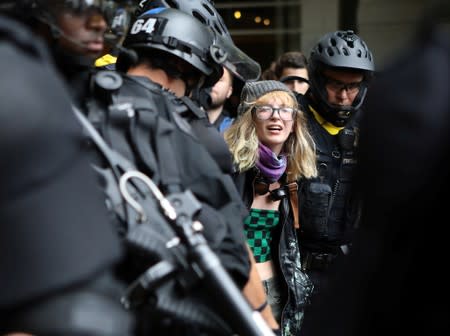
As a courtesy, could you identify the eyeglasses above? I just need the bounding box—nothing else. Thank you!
[325,77,364,94]
[253,105,296,121]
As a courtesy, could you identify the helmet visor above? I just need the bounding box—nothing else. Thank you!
[58,1,118,19]
[55,1,133,46]
[214,34,261,82]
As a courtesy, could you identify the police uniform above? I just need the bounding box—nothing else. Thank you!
[0,15,133,335]
[296,30,375,335]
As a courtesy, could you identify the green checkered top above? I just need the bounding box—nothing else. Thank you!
[244,208,280,263]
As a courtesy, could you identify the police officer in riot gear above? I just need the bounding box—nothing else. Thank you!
[0,6,134,335]
[118,5,280,333]
[297,30,375,334]
[112,8,263,331]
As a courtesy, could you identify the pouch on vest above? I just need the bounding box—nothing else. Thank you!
[299,181,332,239]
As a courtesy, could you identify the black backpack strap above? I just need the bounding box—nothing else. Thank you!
[73,105,148,232]
[73,105,135,176]
[152,96,185,194]
[108,96,161,185]
[114,80,185,195]
[179,95,207,119]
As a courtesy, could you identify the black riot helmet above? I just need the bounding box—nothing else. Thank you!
[308,30,375,126]
[134,0,261,82]
[119,7,225,88]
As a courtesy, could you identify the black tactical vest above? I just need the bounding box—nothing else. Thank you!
[83,71,251,335]
[298,110,361,249]
[0,16,122,311]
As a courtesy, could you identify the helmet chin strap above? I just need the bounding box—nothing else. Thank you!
[190,85,213,110]
[312,96,356,127]
[185,74,206,95]
[329,105,354,127]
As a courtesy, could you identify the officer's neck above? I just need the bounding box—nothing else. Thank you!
[127,64,185,97]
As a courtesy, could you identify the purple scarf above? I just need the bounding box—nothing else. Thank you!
[256,142,287,183]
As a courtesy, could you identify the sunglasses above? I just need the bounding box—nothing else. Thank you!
[254,177,288,201]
